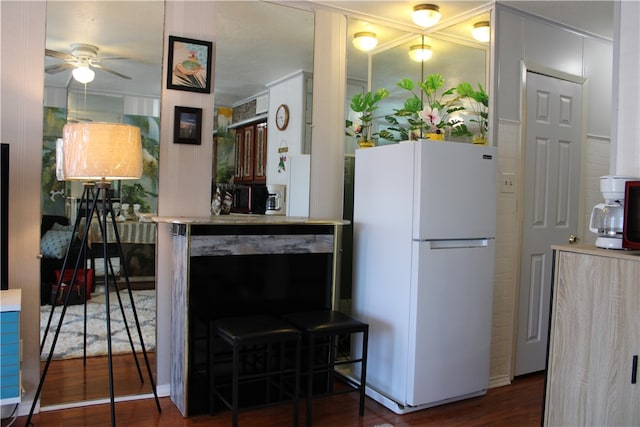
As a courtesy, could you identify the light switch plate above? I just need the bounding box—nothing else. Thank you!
[501,172,516,193]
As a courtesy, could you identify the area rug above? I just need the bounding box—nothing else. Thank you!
[40,289,156,361]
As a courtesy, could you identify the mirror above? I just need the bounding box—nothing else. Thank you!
[41,0,164,407]
[212,2,314,191]
[347,13,490,149]
[342,12,490,301]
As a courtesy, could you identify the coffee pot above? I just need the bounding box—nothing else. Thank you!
[589,176,637,249]
[265,184,286,216]
[589,202,624,248]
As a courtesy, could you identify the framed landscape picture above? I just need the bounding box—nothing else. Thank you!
[173,106,203,145]
[167,35,213,93]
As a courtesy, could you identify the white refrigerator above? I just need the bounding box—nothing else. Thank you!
[352,140,497,414]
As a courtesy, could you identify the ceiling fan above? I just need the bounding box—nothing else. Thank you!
[45,43,131,83]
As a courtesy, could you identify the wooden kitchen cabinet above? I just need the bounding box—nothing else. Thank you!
[233,120,267,184]
[544,245,640,426]
[253,122,267,182]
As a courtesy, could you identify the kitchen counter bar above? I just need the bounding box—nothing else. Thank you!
[153,214,349,226]
[551,243,640,261]
[157,215,346,416]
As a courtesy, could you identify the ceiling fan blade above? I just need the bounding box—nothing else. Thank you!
[92,64,132,80]
[98,56,130,61]
[45,63,74,74]
[45,48,72,60]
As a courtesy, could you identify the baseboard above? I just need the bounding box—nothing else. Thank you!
[15,382,169,416]
[488,374,512,389]
[16,399,35,417]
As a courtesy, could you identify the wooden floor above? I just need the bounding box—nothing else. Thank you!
[19,353,545,427]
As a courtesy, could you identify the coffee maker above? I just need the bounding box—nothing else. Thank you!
[589,175,638,249]
[265,184,286,215]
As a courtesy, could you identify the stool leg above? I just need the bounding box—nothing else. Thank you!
[306,334,314,427]
[266,342,273,404]
[359,327,369,416]
[232,342,240,427]
[277,341,284,402]
[293,335,301,427]
[328,335,336,393]
[208,327,216,415]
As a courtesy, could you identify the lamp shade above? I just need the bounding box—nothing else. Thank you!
[352,32,378,51]
[412,4,441,28]
[472,21,491,42]
[62,123,142,181]
[408,44,432,62]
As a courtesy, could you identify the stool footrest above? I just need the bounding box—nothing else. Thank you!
[209,314,302,427]
[283,310,369,426]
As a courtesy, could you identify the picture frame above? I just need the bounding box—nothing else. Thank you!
[173,106,203,145]
[167,35,213,93]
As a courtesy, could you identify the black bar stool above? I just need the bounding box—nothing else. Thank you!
[283,310,368,426]
[209,314,302,427]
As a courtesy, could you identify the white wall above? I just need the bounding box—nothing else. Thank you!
[490,3,613,386]
[612,1,640,176]
[266,71,306,186]
[309,10,347,219]
[155,0,216,391]
[1,0,47,414]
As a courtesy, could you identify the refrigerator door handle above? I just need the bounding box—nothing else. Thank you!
[425,239,490,249]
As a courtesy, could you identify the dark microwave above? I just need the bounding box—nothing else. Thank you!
[231,185,268,214]
[622,181,640,249]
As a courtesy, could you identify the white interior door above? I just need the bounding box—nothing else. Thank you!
[515,71,583,376]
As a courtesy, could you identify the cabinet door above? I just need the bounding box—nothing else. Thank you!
[253,122,267,182]
[233,130,244,182]
[241,125,254,181]
[545,251,640,426]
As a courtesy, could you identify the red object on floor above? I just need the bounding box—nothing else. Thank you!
[54,268,94,302]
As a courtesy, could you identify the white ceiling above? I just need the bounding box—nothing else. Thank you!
[44,1,614,104]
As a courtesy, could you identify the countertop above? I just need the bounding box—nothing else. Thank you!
[0,289,21,312]
[552,243,640,261]
[152,214,349,226]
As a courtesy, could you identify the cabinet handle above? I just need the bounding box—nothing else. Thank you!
[632,355,638,385]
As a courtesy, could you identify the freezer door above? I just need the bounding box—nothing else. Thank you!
[406,239,495,406]
[413,141,497,240]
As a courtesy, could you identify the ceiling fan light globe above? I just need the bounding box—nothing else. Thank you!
[72,66,95,84]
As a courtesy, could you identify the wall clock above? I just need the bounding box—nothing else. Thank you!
[276,104,289,130]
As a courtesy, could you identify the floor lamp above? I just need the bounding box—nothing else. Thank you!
[27,123,161,427]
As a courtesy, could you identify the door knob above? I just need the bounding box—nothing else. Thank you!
[569,234,578,244]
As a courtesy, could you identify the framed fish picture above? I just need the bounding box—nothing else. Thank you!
[167,36,213,93]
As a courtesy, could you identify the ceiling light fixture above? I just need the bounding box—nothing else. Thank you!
[352,32,378,52]
[408,44,433,62]
[412,4,441,28]
[472,21,491,42]
[72,65,95,84]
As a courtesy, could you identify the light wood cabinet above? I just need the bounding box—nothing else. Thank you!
[545,245,640,426]
[233,120,267,184]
